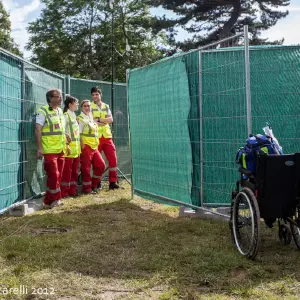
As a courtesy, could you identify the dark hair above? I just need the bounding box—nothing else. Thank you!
[91,86,102,95]
[63,95,78,113]
[46,89,61,104]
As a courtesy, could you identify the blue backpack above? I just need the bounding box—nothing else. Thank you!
[236,134,280,175]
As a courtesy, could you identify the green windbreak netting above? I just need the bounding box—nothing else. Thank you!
[2,44,300,213]
[128,56,193,204]
[0,48,129,214]
[251,46,300,154]
[0,53,22,213]
[185,52,201,206]
[24,64,64,198]
[201,49,248,205]
[70,78,130,175]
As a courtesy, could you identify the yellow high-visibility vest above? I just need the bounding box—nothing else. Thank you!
[64,110,81,158]
[78,112,99,150]
[38,105,65,154]
[91,102,112,138]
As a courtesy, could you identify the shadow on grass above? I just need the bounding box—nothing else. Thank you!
[1,197,300,298]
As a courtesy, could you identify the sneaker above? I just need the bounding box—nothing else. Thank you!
[91,189,97,194]
[50,200,64,209]
[43,203,51,210]
[109,182,120,190]
[50,200,60,209]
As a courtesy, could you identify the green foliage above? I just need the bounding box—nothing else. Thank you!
[0,1,21,55]
[27,0,168,81]
[148,0,290,49]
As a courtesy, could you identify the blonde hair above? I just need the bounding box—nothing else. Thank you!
[81,99,90,107]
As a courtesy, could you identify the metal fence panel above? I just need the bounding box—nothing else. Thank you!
[69,78,130,176]
[0,52,23,213]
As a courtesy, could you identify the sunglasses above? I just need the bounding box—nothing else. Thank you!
[83,105,91,107]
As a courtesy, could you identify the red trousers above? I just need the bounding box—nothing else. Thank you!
[98,137,118,183]
[43,152,65,205]
[60,157,80,197]
[80,145,105,193]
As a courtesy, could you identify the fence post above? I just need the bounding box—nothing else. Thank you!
[126,69,133,199]
[244,25,252,135]
[198,50,204,207]
[21,61,26,200]
[67,75,71,94]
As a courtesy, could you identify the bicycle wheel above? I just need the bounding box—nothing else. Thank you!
[231,187,261,259]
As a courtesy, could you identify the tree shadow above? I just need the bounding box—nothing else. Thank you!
[1,198,300,297]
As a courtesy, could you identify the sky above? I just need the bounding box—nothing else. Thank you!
[2,0,300,58]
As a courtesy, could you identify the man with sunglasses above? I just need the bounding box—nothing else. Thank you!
[35,89,67,209]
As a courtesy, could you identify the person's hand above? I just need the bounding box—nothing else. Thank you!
[81,144,85,150]
[37,148,43,160]
[66,136,72,144]
[66,145,71,156]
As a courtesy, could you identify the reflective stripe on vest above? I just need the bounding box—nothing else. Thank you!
[78,113,99,150]
[91,102,112,138]
[40,107,64,136]
[65,111,80,158]
[39,106,65,154]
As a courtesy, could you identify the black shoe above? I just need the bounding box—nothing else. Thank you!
[109,182,120,190]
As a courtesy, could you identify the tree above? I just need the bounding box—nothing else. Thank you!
[27,0,168,82]
[149,0,290,49]
[0,1,21,55]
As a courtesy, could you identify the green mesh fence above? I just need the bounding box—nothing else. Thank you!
[2,44,300,213]
[128,45,300,208]
[0,47,128,214]
[23,63,65,198]
[251,46,300,154]
[0,52,22,212]
[128,56,193,204]
[202,48,247,206]
[69,78,130,176]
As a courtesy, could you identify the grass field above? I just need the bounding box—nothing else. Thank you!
[1,183,300,299]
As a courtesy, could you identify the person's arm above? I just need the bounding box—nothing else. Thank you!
[80,137,85,150]
[64,114,72,143]
[98,107,113,124]
[78,119,85,150]
[99,116,113,124]
[35,111,46,159]
[35,124,43,159]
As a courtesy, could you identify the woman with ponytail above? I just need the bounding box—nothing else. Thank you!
[60,95,80,197]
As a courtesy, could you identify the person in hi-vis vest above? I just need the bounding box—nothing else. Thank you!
[35,89,69,209]
[90,87,119,190]
[60,96,81,198]
[78,100,106,194]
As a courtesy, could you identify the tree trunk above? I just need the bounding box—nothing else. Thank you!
[219,0,241,46]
